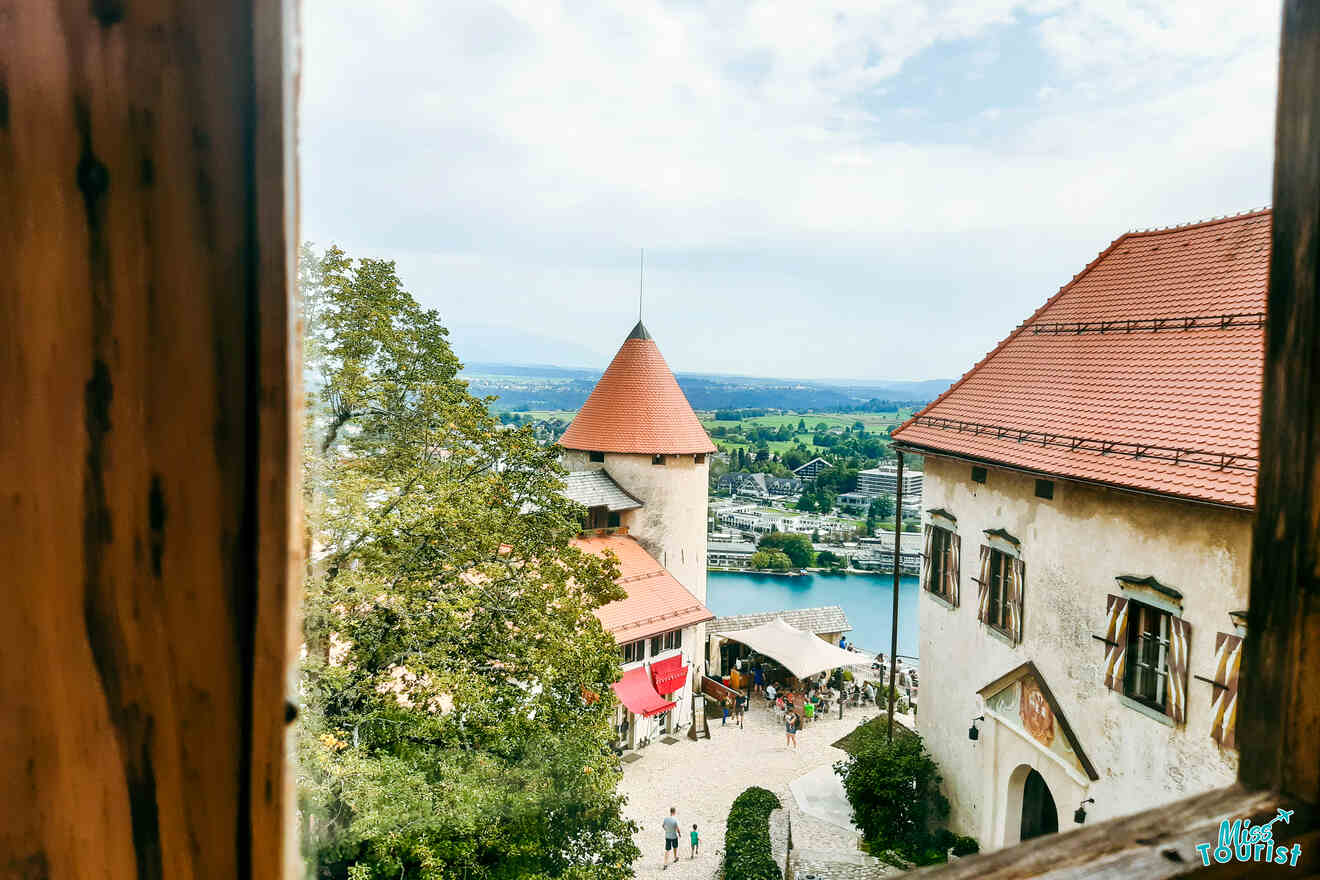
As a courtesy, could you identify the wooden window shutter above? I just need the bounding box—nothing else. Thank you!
[975,544,992,623]
[1008,557,1026,644]
[946,532,961,607]
[920,524,934,592]
[1168,617,1193,725]
[1101,595,1128,691]
[1209,632,1243,749]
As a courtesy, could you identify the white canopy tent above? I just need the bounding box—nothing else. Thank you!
[716,617,873,680]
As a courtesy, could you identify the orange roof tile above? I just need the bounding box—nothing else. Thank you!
[573,534,714,642]
[892,210,1269,509]
[560,322,716,454]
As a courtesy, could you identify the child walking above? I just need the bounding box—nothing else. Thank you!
[690,824,700,859]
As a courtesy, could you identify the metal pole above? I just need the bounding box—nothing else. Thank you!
[887,452,904,741]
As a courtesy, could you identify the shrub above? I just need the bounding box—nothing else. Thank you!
[833,730,949,865]
[842,669,854,682]
[952,835,980,856]
[723,786,782,880]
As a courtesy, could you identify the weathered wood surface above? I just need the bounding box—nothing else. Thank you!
[912,785,1316,879]
[1240,0,1320,805]
[0,2,297,878]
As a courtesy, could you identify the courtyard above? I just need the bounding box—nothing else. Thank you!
[619,693,911,878]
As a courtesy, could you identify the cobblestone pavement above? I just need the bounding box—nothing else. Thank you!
[618,695,906,878]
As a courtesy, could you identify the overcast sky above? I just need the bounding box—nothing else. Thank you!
[302,1,1281,381]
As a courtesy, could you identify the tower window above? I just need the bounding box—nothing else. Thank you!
[694,453,705,464]
[589,451,605,462]
[1035,479,1054,500]
[652,454,665,466]
[971,466,987,484]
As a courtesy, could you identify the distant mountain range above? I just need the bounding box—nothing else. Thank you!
[462,361,951,412]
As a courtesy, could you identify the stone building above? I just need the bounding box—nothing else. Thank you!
[558,321,717,748]
[891,211,1264,848]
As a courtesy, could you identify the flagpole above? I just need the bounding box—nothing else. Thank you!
[887,452,904,742]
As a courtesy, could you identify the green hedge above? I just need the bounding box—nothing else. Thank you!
[723,786,782,880]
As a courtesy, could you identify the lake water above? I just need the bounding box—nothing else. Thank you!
[707,570,922,659]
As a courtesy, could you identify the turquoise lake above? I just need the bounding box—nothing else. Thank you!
[707,570,922,659]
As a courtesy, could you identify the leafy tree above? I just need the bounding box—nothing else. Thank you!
[749,549,792,572]
[757,532,815,568]
[870,495,896,520]
[796,493,817,513]
[816,550,845,569]
[815,490,835,514]
[781,448,807,471]
[797,418,807,432]
[834,730,950,865]
[298,245,639,880]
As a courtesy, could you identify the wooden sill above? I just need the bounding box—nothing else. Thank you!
[910,784,1317,878]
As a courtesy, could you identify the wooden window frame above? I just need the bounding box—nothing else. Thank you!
[621,639,646,665]
[1123,600,1172,714]
[927,526,953,601]
[984,547,1012,636]
[5,2,1319,878]
[589,450,606,462]
[650,629,680,656]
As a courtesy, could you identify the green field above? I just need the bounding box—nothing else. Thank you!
[697,411,911,431]
[696,409,913,455]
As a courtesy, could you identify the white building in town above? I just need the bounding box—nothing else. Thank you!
[558,321,717,749]
[892,212,1263,848]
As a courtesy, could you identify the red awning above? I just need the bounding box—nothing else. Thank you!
[613,666,676,717]
[650,655,688,695]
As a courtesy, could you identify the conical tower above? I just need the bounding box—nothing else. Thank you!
[561,322,714,604]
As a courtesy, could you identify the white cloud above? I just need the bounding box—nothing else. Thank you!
[302,0,1280,379]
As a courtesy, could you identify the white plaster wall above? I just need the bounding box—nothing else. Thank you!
[562,450,709,605]
[915,455,1250,846]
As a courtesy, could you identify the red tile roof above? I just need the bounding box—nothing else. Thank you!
[892,210,1269,509]
[573,534,714,642]
[560,322,716,454]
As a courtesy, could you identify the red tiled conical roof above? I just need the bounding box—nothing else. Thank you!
[560,322,716,454]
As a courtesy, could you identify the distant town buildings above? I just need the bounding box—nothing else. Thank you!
[712,503,855,541]
[714,471,803,499]
[892,211,1265,849]
[835,463,923,515]
[792,456,832,479]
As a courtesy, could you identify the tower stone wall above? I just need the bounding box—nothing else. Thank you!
[562,449,709,604]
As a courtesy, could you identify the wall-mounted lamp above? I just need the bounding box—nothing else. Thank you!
[968,715,985,741]
[1074,798,1095,825]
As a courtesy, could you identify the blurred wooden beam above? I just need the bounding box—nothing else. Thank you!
[0,2,299,877]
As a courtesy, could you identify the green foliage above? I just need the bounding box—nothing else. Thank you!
[297,245,639,880]
[816,550,845,569]
[723,787,782,880]
[749,549,792,572]
[834,729,949,865]
[756,532,815,568]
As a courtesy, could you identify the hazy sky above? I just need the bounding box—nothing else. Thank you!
[302,1,1280,381]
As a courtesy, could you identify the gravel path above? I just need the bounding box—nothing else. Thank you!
[618,697,899,878]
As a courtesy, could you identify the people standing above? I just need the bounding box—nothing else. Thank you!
[735,693,746,728]
[765,683,777,705]
[690,824,700,859]
[662,807,681,869]
[752,664,764,697]
[722,698,730,727]
[785,710,799,749]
